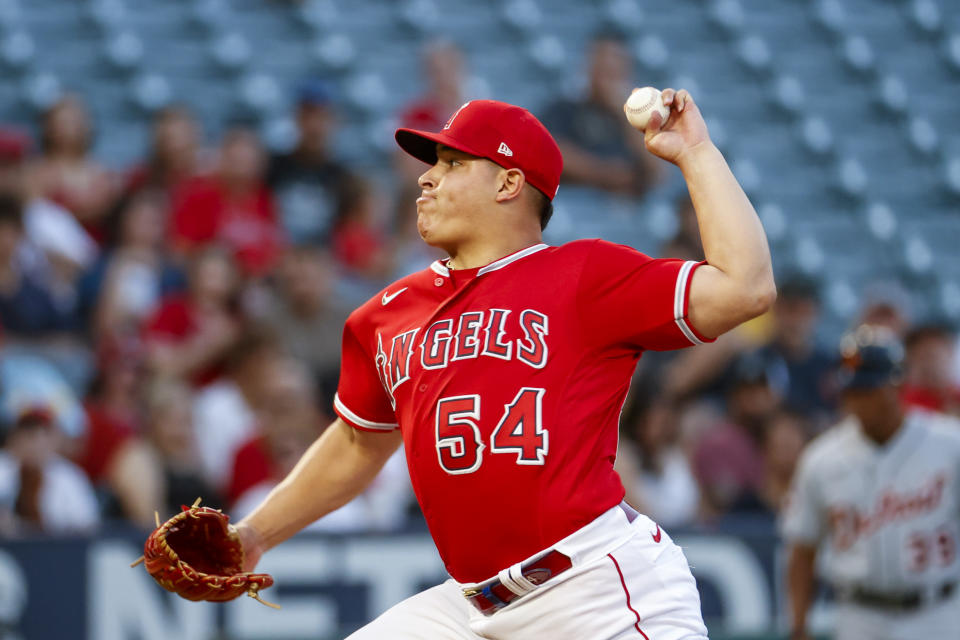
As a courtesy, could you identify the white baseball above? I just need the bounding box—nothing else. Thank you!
[624,87,670,131]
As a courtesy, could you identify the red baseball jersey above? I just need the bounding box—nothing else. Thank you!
[334,239,712,582]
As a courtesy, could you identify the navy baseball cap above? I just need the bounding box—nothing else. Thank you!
[837,325,904,391]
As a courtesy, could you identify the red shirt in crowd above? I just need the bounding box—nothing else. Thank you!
[170,176,283,277]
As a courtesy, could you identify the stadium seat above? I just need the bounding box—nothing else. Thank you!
[397,0,441,33]
[633,34,669,72]
[836,157,869,200]
[908,117,939,156]
[840,35,876,75]
[757,202,788,245]
[708,0,746,37]
[902,234,934,276]
[736,34,773,74]
[237,72,283,116]
[311,33,356,72]
[103,31,143,73]
[210,32,252,73]
[800,116,835,156]
[945,32,960,73]
[770,74,806,116]
[527,34,567,72]
[343,71,388,114]
[0,0,21,31]
[909,0,942,34]
[260,115,298,154]
[128,72,172,112]
[297,0,338,32]
[945,157,960,198]
[865,201,899,242]
[603,0,644,34]
[86,0,126,33]
[500,0,543,34]
[190,0,228,34]
[21,71,61,111]
[811,0,848,38]
[0,29,33,71]
[876,74,909,116]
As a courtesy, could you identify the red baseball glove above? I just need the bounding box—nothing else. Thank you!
[131,500,277,608]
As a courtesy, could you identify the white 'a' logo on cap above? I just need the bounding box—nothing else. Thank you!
[497,142,514,157]
[443,102,471,130]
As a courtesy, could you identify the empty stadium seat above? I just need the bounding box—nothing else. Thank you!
[0,29,33,70]
[210,32,252,73]
[103,31,143,72]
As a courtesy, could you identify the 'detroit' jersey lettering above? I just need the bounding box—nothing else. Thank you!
[781,410,960,593]
[334,239,712,582]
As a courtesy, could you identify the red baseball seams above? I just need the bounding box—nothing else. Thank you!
[652,524,662,543]
[608,553,650,639]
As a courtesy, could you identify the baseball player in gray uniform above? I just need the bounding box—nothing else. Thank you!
[783,325,960,640]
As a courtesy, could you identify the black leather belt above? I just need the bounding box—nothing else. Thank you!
[845,581,956,611]
[462,549,573,616]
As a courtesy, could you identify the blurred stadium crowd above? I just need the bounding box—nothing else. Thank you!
[0,24,957,541]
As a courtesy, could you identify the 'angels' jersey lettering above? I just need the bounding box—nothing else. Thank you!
[782,411,960,592]
[334,240,710,582]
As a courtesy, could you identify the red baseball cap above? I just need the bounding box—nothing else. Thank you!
[395,99,563,200]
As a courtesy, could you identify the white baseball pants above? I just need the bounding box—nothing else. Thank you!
[346,504,709,639]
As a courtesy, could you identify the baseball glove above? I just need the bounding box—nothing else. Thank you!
[131,499,278,608]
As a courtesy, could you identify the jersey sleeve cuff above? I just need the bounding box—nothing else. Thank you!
[333,393,399,433]
[674,260,716,346]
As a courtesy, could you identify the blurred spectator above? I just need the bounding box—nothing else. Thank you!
[757,275,836,426]
[901,323,960,416]
[693,351,787,518]
[143,378,221,518]
[142,246,241,386]
[256,245,350,402]
[540,28,663,196]
[857,281,912,338]
[0,194,82,338]
[391,41,466,276]
[660,195,704,261]
[228,356,322,504]
[758,409,808,515]
[74,335,159,528]
[125,105,204,205]
[398,39,468,136]
[268,81,353,245]
[0,128,97,301]
[27,95,118,243]
[79,192,186,340]
[0,350,87,440]
[193,328,282,493]
[0,407,99,535]
[170,127,283,278]
[616,394,700,528]
[331,176,392,280]
[231,358,412,533]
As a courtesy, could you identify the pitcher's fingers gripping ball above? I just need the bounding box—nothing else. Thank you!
[131,499,278,608]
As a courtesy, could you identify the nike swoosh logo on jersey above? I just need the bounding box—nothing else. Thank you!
[381,287,408,305]
[652,524,662,543]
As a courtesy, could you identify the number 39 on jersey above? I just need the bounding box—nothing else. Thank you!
[435,387,548,475]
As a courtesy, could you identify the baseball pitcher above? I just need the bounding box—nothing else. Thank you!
[139,90,775,639]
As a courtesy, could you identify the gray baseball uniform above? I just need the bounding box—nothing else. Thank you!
[782,410,960,639]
